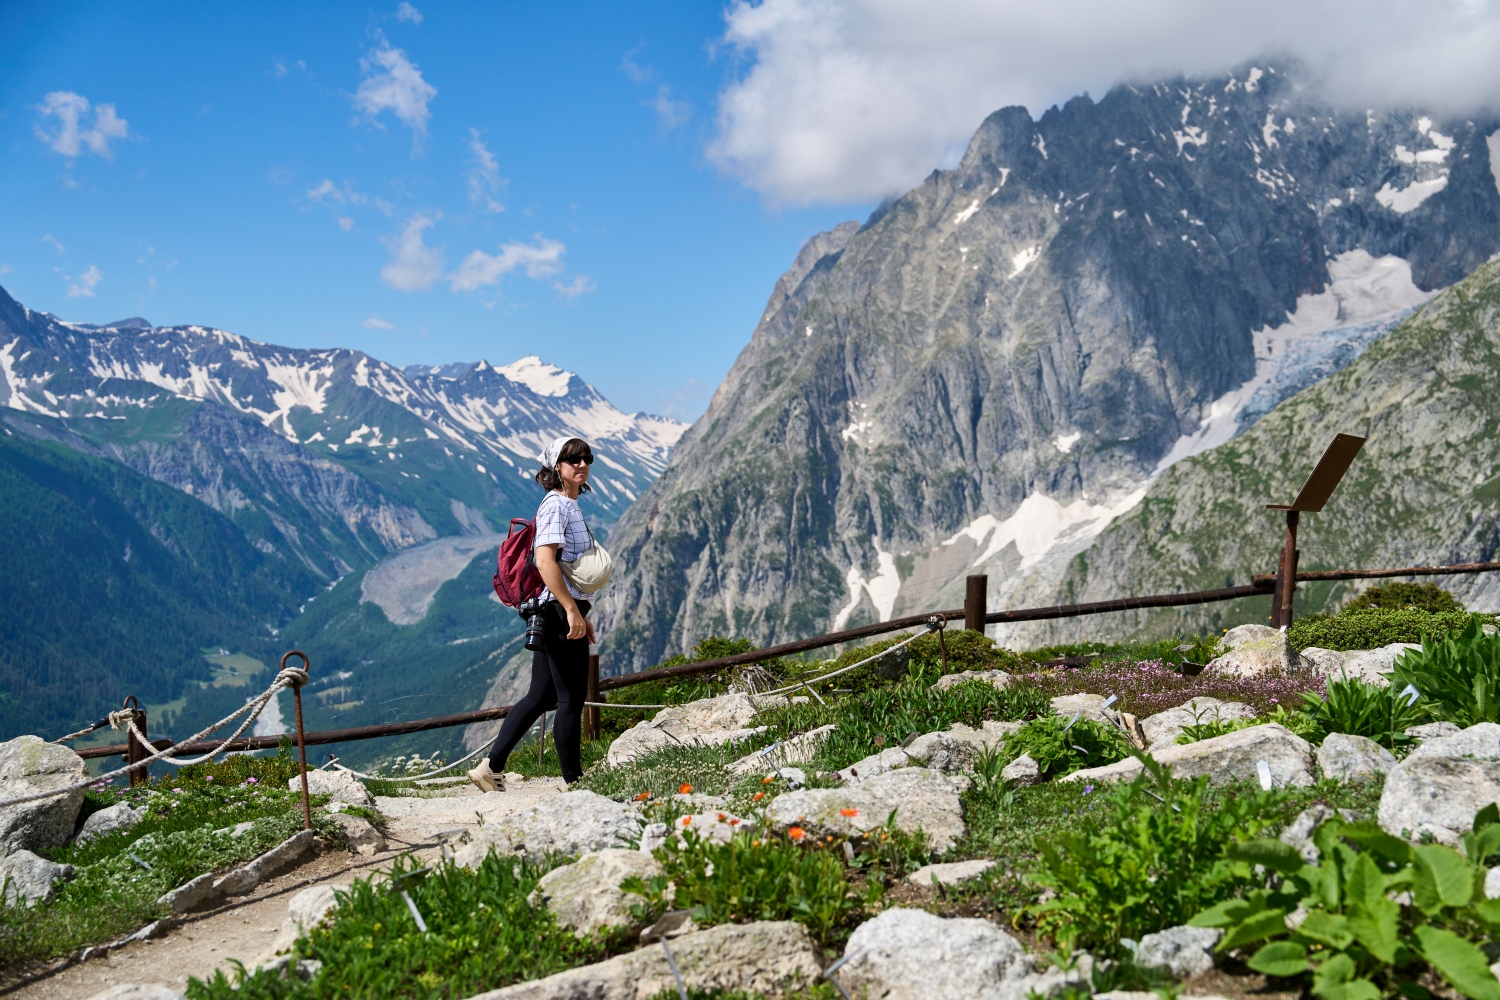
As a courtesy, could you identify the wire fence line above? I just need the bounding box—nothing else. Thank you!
[60,559,1500,772]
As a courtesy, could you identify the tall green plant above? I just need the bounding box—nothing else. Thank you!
[1390,618,1500,727]
[1000,715,1130,780]
[1191,806,1500,1000]
[1299,675,1428,750]
[1027,756,1283,953]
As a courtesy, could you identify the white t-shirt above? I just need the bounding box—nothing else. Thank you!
[534,491,590,602]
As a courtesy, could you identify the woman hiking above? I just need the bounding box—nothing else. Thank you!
[469,435,607,791]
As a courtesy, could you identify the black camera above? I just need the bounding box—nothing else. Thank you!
[518,597,548,651]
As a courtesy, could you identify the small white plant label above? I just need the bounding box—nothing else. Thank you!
[1256,759,1273,790]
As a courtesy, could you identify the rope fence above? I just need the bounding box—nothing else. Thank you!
[51,558,1500,786]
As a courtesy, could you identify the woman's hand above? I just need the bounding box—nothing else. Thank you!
[565,603,590,641]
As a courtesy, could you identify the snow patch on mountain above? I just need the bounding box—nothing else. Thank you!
[946,490,1147,574]
[832,550,902,629]
[1488,130,1500,196]
[497,355,572,397]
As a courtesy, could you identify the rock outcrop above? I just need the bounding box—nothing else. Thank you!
[531,849,661,935]
[1379,723,1500,844]
[766,768,966,853]
[0,736,88,855]
[1316,733,1397,783]
[1064,723,1314,787]
[450,790,643,867]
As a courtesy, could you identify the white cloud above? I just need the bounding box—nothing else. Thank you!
[354,43,437,141]
[35,91,130,159]
[67,265,102,298]
[41,234,66,252]
[395,2,423,24]
[307,178,365,205]
[0,264,12,277]
[710,0,1500,205]
[465,129,506,213]
[338,216,355,231]
[362,315,395,329]
[380,214,444,292]
[448,235,565,292]
[555,275,596,298]
[649,86,692,132]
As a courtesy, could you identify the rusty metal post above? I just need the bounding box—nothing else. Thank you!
[585,653,601,742]
[964,575,988,633]
[283,650,313,831]
[1275,511,1301,628]
[123,696,149,787]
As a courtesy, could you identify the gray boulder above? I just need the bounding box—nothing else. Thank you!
[1140,698,1257,750]
[326,813,385,855]
[0,736,89,855]
[767,767,967,853]
[836,746,914,783]
[531,848,660,935]
[1337,643,1422,686]
[838,907,1085,1000]
[836,721,1021,782]
[84,988,186,1000]
[1280,806,1363,863]
[934,669,1014,691]
[1405,722,1500,762]
[1316,733,1397,783]
[726,725,834,775]
[214,829,318,896]
[1406,722,1462,743]
[903,731,979,773]
[464,920,820,999]
[907,858,996,887]
[293,770,373,807]
[1050,693,1115,724]
[1206,626,1302,677]
[1064,724,1314,788]
[1000,753,1042,787]
[75,802,148,845]
[451,790,643,867]
[1486,867,1499,899]
[1378,755,1500,846]
[1298,647,1356,674]
[0,848,74,905]
[1132,925,1222,979]
[607,693,767,766]
[251,882,351,967]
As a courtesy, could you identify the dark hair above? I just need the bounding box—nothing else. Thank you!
[536,437,593,493]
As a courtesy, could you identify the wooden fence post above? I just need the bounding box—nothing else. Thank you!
[964,575,988,633]
[585,653,601,741]
[124,698,149,787]
[1273,511,1300,627]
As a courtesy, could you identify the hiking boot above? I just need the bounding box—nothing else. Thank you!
[467,759,503,793]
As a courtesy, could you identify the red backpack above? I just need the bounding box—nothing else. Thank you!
[493,518,544,607]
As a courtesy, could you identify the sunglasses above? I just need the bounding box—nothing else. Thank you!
[560,454,594,467]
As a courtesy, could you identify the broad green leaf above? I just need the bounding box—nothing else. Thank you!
[1248,941,1309,978]
[1191,896,1255,928]
[1342,821,1413,867]
[1220,908,1292,951]
[1412,844,1474,914]
[1317,979,1383,1000]
[1346,899,1399,965]
[1344,853,1387,911]
[1474,802,1500,832]
[1314,955,1381,1000]
[1297,911,1354,949]
[1228,838,1306,875]
[1473,897,1500,928]
[1412,926,1500,1000]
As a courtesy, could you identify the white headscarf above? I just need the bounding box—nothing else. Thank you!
[538,435,575,470]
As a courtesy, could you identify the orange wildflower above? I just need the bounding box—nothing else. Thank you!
[633,791,651,801]
[752,792,765,801]
[680,816,693,826]
[716,812,726,821]
[787,826,806,841]
[679,783,693,794]
[761,776,775,784]
[839,808,859,817]
[729,817,740,825]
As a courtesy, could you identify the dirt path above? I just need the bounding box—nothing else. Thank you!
[5,776,565,999]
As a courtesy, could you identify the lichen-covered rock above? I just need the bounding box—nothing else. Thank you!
[838,908,1084,1000]
[1338,643,1422,686]
[907,858,996,887]
[451,790,643,867]
[1050,693,1114,724]
[0,736,88,855]
[670,811,746,846]
[767,767,966,853]
[0,848,74,905]
[1405,722,1500,762]
[1140,698,1258,750]
[727,725,834,775]
[292,770,373,807]
[76,802,149,845]
[1379,754,1500,846]
[1316,733,1397,783]
[464,920,821,999]
[213,829,318,897]
[1000,753,1041,787]
[531,848,660,935]
[934,669,1014,691]
[326,813,385,855]
[251,882,350,967]
[607,694,768,766]
[836,746,913,783]
[1132,925,1222,979]
[1064,724,1314,788]
[902,731,979,773]
[1405,721,1462,743]
[835,721,1019,782]
[1206,627,1302,677]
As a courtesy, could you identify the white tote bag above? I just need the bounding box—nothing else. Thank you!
[560,520,614,594]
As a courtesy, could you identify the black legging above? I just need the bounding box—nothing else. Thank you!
[487,600,590,783]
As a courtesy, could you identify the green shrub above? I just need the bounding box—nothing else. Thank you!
[1027,758,1285,954]
[1176,716,1264,744]
[1342,582,1463,614]
[799,628,1022,691]
[1299,676,1429,750]
[1191,806,1500,1000]
[1389,617,1500,728]
[624,827,881,946]
[189,854,626,999]
[1000,715,1130,779]
[1288,609,1493,653]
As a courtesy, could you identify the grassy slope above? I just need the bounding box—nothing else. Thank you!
[1061,257,1500,636]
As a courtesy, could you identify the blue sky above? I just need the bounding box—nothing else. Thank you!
[5,2,1493,420]
[0,2,869,420]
